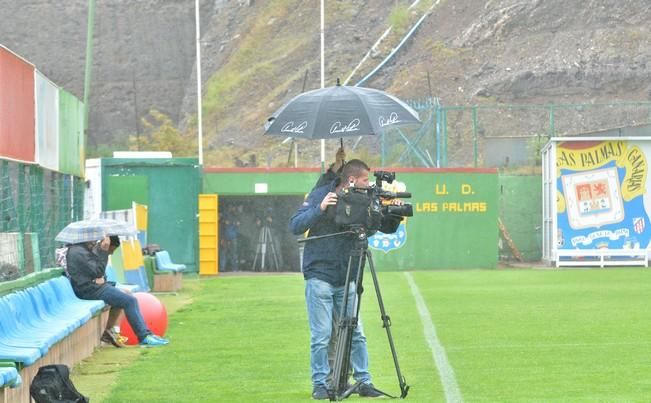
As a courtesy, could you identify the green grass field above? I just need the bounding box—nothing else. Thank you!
[72,269,651,402]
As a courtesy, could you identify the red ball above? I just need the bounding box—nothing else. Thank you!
[119,292,168,345]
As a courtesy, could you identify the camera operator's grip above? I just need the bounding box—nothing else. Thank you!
[320,192,338,211]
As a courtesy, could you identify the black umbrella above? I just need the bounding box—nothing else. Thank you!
[264,81,420,140]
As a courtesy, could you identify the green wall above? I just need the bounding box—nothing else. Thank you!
[106,175,149,209]
[102,158,200,271]
[370,171,499,270]
[498,175,542,261]
[203,169,499,270]
[202,169,321,195]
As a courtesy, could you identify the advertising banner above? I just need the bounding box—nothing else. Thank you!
[59,89,84,176]
[0,47,35,162]
[35,71,59,171]
[556,140,650,251]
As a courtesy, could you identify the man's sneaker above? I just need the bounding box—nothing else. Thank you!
[116,333,129,345]
[358,383,384,398]
[312,385,329,400]
[150,334,169,344]
[139,334,169,347]
[101,329,124,348]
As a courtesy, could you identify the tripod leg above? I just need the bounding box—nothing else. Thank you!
[329,251,360,399]
[267,227,281,271]
[260,228,267,271]
[253,227,265,271]
[330,247,369,400]
[252,244,258,272]
[365,251,410,398]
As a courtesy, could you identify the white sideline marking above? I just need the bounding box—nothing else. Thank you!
[405,272,463,403]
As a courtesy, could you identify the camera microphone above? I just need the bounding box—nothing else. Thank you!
[394,192,411,198]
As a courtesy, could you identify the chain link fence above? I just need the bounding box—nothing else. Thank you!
[288,101,651,170]
[445,102,651,169]
[0,160,84,282]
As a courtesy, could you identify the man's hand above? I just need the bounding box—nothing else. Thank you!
[95,277,105,285]
[334,147,346,171]
[320,192,338,211]
[99,236,111,251]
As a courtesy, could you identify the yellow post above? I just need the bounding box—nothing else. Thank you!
[198,194,219,275]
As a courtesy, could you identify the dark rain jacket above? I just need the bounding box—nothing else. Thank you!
[66,243,110,299]
[289,179,401,287]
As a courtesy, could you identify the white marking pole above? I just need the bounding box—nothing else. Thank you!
[195,0,203,165]
[320,0,325,172]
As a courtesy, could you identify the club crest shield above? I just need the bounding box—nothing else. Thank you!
[368,222,407,253]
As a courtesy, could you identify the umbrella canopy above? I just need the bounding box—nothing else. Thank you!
[55,218,135,244]
[264,83,420,140]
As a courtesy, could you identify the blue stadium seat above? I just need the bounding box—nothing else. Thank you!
[0,276,106,368]
[34,282,90,327]
[0,339,41,367]
[7,291,68,343]
[105,264,119,283]
[49,277,105,315]
[0,365,21,388]
[27,285,80,334]
[107,264,141,293]
[155,250,186,272]
[0,297,55,355]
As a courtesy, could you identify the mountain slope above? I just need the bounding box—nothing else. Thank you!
[2,0,650,166]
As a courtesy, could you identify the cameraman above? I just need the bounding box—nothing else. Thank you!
[289,159,399,400]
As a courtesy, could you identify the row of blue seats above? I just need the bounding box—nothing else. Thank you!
[0,276,105,367]
[0,365,21,388]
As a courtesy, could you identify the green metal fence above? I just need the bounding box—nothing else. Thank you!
[0,160,84,281]
[339,101,651,169]
[498,175,542,262]
[438,102,651,168]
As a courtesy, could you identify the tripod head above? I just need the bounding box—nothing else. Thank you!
[297,224,368,245]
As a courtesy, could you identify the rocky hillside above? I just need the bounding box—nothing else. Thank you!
[1,0,201,149]
[2,0,650,166]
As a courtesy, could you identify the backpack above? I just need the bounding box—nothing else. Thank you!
[30,364,89,403]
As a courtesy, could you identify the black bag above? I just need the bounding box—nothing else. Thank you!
[30,364,89,403]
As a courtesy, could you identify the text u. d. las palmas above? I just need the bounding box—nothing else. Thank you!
[415,183,488,214]
[415,201,487,213]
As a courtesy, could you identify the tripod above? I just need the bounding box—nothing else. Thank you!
[300,226,409,400]
[252,224,280,271]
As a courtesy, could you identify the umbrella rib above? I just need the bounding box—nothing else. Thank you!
[313,87,334,139]
[350,87,377,136]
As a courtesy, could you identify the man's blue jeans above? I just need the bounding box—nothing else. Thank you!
[305,278,371,387]
[97,285,150,342]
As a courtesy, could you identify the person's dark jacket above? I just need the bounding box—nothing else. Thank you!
[66,243,109,299]
[289,179,402,287]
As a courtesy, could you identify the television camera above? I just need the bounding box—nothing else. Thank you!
[332,170,413,233]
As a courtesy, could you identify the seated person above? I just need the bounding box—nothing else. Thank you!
[66,235,169,347]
